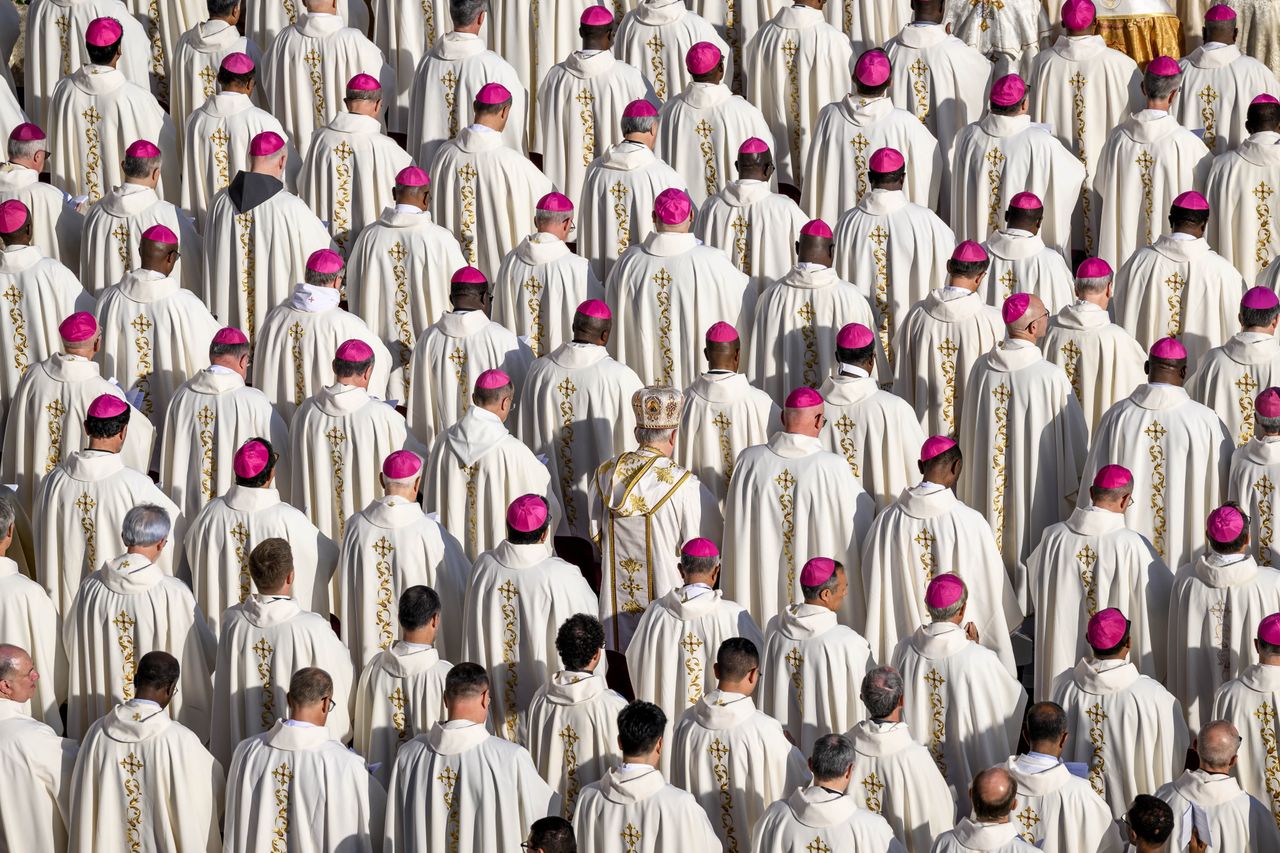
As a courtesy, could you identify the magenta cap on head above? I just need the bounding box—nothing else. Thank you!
[1002,292,1031,325]
[396,165,429,187]
[952,240,988,263]
[1172,190,1209,211]
[1257,387,1280,418]
[1243,286,1280,310]
[9,123,46,143]
[506,494,548,531]
[1009,191,1042,210]
[785,387,824,408]
[654,188,692,225]
[1253,93,1280,106]
[1092,464,1132,490]
[681,537,719,558]
[87,394,128,419]
[706,321,739,343]
[1208,504,1246,542]
[475,82,511,104]
[125,139,161,159]
[212,326,248,346]
[141,224,177,244]
[347,72,380,90]
[623,99,659,118]
[1205,2,1237,20]
[0,199,29,233]
[335,339,374,362]
[475,368,511,390]
[1150,336,1187,360]
[854,49,891,87]
[382,450,423,479]
[580,5,614,25]
[85,16,123,46]
[990,74,1027,107]
[1086,608,1129,649]
[837,323,874,349]
[1148,55,1181,76]
[233,439,271,478]
[799,557,836,586]
[537,191,574,212]
[220,51,255,74]
[924,573,965,609]
[1061,0,1096,28]
[920,435,957,462]
[577,299,611,319]
[1259,613,1280,645]
[800,219,833,239]
[738,137,769,155]
[451,265,486,284]
[248,131,285,157]
[1076,257,1113,279]
[306,248,344,274]
[59,311,97,342]
[869,147,904,172]
[686,41,722,74]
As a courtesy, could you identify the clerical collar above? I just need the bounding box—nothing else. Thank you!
[796,261,827,271]
[1018,751,1060,772]
[1206,551,1249,567]
[681,582,715,601]
[1003,227,1033,239]
[817,785,846,796]
[399,640,434,651]
[465,123,497,134]
[908,19,939,26]
[912,480,948,494]
[1136,108,1168,119]
[393,204,424,214]
[207,364,237,375]
[618,762,653,773]
[1167,231,1196,241]
[577,49,605,57]
[130,698,162,710]
[1147,381,1177,388]
[940,285,971,298]
[838,363,869,379]
[705,368,734,375]
[133,268,167,281]
[290,282,341,312]
[283,719,319,728]
[1202,41,1229,50]
[471,406,504,426]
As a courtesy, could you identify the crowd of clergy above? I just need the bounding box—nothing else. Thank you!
[11,0,1280,849]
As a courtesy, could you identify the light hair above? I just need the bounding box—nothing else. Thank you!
[450,0,486,26]
[7,137,44,161]
[1144,68,1181,100]
[861,666,904,719]
[635,427,675,446]
[926,584,968,622]
[1197,721,1240,766]
[0,496,13,538]
[121,504,171,547]
[621,114,657,136]
[345,85,381,103]
[534,209,572,229]
[0,645,27,681]
[1075,275,1111,295]
[304,267,343,288]
[1259,413,1280,434]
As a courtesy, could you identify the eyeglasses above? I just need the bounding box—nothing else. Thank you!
[321,695,336,712]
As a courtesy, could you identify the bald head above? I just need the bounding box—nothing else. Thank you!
[1196,720,1240,771]
[0,644,36,703]
[796,233,833,266]
[139,236,179,276]
[911,0,944,22]
[972,767,1018,822]
[1008,293,1047,343]
[704,338,740,371]
[571,309,611,346]
[781,404,823,437]
[735,150,773,181]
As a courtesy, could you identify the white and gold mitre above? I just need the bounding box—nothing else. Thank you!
[632,385,683,430]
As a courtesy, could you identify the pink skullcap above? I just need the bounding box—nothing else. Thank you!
[1150,336,1187,360]
[335,339,374,362]
[869,147,904,172]
[920,435,957,462]
[1061,0,1096,29]
[853,49,891,87]
[506,494,548,532]
[233,439,271,478]
[347,73,380,91]
[307,248,344,274]
[536,192,574,212]
[681,537,719,558]
[580,5,614,25]
[1172,190,1209,211]
[654,188,692,225]
[952,240,988,263]
[623,99,659,118]
[9,123,45,143]
[395,165,429,187]
[1092,464,1132,490]
[451,265,486,284]
[140,224,177,244]
[1253,94,1280,106]
[1002,292,1031,325]
[382,450,423,479]
[706,321,738,343]
[1076,257,1113,279]
[125,139,161,159]
[248,131,285,157]
[475,82,512,104]
[1086,608,1129,649]
[799,557,837,586]
[1208,504,1246,542]
[0,199,28,233]
[837,323,874,349]
[220,51,255,74]
[785,387,824,409]
[87,394,128,419]
[800,219,833,239]
[1257,387,1280,418]
[1148,55,1181,76]
[686,41,722,74]
[59,312,98,342]
[577,299,611,319]
[738,137,769,155]
[85,16,123,46]
[990,74,1027,107]
[1205,3,1237,20]
[1244,286,1280,310]
[1259,613,1280,645]
[924,573,965,609]
[1009,191,1042,210]
[475,368,511,389]
[212,326,248,346]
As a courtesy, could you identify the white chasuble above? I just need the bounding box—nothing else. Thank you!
[1156,769,1280,852]
[428,126,552,280]
[892,287,1004,436]
[743,5,850,187]
[202,175,332,350]
[0,698,76,853]
[260,12,391,156]
[818,371,926,512]
[1205,131,1280,287]
[625,585,764,740]
[79,183,202,294]
[944,0,1047,76]
[0,162,84,269]
[802,95,943,226]
[0,556,62,732]
[211,594,354,768]
[169,21,262,149]
[63,553,215,740]
[337,494,469,667]
[47,65,178,206]
[1178,45,1280,156]
[862,483,1022,674]
[573,763,720,852]
[1212,663,1280,824]
[1052,656,1190,817]
[299,111,412,256]
[932,818,1038,852]
[369,0,450,135]
[1041,300,1147,437]
[1114,234,1244,371]
[68,699,223,853]
[525,670,628,816]
[1228,437,1280,568]
[1093,110,1213,269]
[578,140,689,283]
[657,81,771,207]
[722,432,874,628]
[36,450,180,613]
[676,370,780,508]
[950,112,1086,259]
[695,178,806,294]
[183,484,336,633]
[517,342,641,539]
[407,309,532,446]
[760,603,874,755]
[353,641,453,788]
[223,720,386,853]
[289,382,417,543]
[383,719,557,851]
[425,406,558,561]
[752,785,904,853]
[96,269,221,427]
[1005,755,1121,853]
[536,49,653,207]
[492,234,604,360]
[833,188,956,374]
[1188,333,1280,448]
[847,719,955,853]
[616,0,731,105]
[608,231,754,390]
[980,230,1075,313]
[670,689,809,848]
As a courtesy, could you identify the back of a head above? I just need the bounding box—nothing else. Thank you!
[207,0,241,15]
[1143,65,1181,101]
[860,665,904,719]
[121,504,171,549]
[1127,795,1174,846]
[444,661,490,704]
[809,733,856,783]
[450,0,486,27]
[1247,99,1280,134]
[0,495,15,539]
[249,537,293,592]
[922,443,963,481]
[527,816,576,853]
[555,613,604,671]
[398,585,441,632]
[715,636,759,681]
[617,700,666,757]
[1196,719,1240,768]
[289,667,333,707]
[971,767,1018,822]
[85,406,131,441]
[134,650,180,694]
[1023,701,1067,746]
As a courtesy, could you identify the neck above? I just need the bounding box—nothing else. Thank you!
[571,335,605,347]
[947,277,979,292]
[1009,329,1038,344]
[623,753,659,768]
[455,21,482,34]
[715,679,751,696]
[797,254,827,266]
[259,585,290,598]
[706,359,737,372]
[386,486,417,501]
[1028,742,1062,758]
[446,705,488,725]
[479,403,506,421]
[337,376,369,391]
[814,777,849,794]
[1200,763,1231,775]
[348,104,379,118]
[582,38,609,50]
[11,157,39,171]
[134,689,168,708]
[210,357,246,377]
[475,116,505,132]
[1080,290,1108,308]
[739,169,769,182]
[451,300,484,313]
[1,237,29,248]
[1094,651,1128,662]
[1145,98,1172,112]
[87,439,121,453]
[875,707,903,723]
[1148,373,1182,387]
[403,628,434,646]
[289,706,327,726]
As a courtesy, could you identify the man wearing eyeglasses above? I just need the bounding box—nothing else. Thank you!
[0,123,83,268]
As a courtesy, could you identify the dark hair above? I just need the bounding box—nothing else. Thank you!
[334,354,375,379]
[572,311,611,340]
[398,585,441,631]
[86,38,121,66]
[617,700,666,756]
[209,337,251,362]
[972,768,1018,821]
[249,537,293,592]
[234,436,277,487]
[1242,303,1280,329]
[947,257,990,278]
[85,408,130,439]
[990,99,1023,116]
[289,667,333,706]
[444,661,489,701]
[207,0,241,15]
[715,637,759,681]
[473,381,515,409]
[836,342,876,365]
[809,733,856,781]
[1024,701,1068,744]
[474,98,512,119]
[507,497,550,544]
[527,817,575,853]
[922,444,963,472]
[800,560,844,601]
[1169,206,1210,229]
[135,650,180,692]
[555,613,604,671]
[1248,101,1280,131]
[1127,794,1174,844]
[215,65,254,91]
[869,166,906,186]
[678,553,718,578]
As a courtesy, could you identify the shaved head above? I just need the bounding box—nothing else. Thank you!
[0,644,29,680]
[972,767,1018,822]
[0,644,36,703]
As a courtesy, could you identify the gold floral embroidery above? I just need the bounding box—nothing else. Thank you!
[577,89,596,167]
[851,133,870,202]
[146,0,164,79]
[782,40,800,167]
[112,222,131,271]
[302,48,326,131]
[231,521,251,602]
[131,314,154,416]
[373,537,395,650]
[1256,475,1275,567]
[914,528,935,600]
[287,321,306,405]
[1069,71,1093,254]
[924,667,947,775]
[210,127,231,191]
[868,224,893,367]
[712,411,735,490]
[83,106,104,202]
[76,491,98,571]
[438,765,461,852]
[441,69,460,139]
[619,557,646,614]
[236,212,257,344]
[2,284,30,375]
[862,772,884,812]
[44,399,66,473]
[939,337,959,434]
[1060,340,1082,403]
[523,274,545,357]
[1015,804,1041,843]
[609,181,631,257]
[120,751,145,852]
[420,0,436,46]
[1257,183,1275,272]
[984,148,1006,233]
[785,646,803,715]
[498,577,520,739]
[777,469,797,594]
[388,241,413,399]
[1237,373,1261,446]
[797,301,817,388]
[389,686,407,741]
[271,762,292,852]
[1199,85,1219,151]
[560,723,581,815]
[1210,599,1232,677]
[681,631,704,707]
[1145,421,1167,558]
[908,59,930,123]
[833,414,859,477]
[114,610,137,700]
[708,738,739,851]
[654,268,674,385]
[253,636,275,727]
[646,34,667,101]
[55,14,71,75]
[199,66,217,101]
[729,214,750,276]
[695,119,718,199]
[325,426,347,537]
[1076,544,1098,617]
[332,141,355,252]
[998,269,1017,300]
[806,837,833,853]
[990,382,1011,551]
[462,461,479,550]
[196,406,217,501]
[1136,151,1155,246]
[556,378,578,525]
[1253,701,1280,829]
[448,346,468,415]
[1086,702,1107,796]
[457,162,478,264]
[1164,272,1186,337]
[621,822,642,852]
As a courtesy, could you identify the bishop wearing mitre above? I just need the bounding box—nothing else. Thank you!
[658,42,769,207]
[578,100,686,283]
[1094,57,1214,268]
[833,148,955,371]
[184,438,335,631]
[1188,287,1280,447]
[1206,95,1280,285]
[615,0,730,105]
[0,123,83,268]
[743,0,851,189]
[1211,612,1280,824]
[1229,388,1280,566]
[337,450,469,666]
[696,138,806,293]
[892,241,1004,436]
[980,193,1075,312]
[300,74,411,255]
[493,193,604,360]
[203,131,331,348]
[803,49,942,225]
[819,323,925,511]
[518,300,640,542]
[63,504,215,739]
[946,0,1046,75]
[211,537,354,768]
[169,0,261,145]
[0,500,58,734]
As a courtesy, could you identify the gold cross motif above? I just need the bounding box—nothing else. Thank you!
[556,378,576,399]
[130,314,153,335]
[119,752,144,775]
[1061,339,1083,402]
[680,632,703,656]
[498,579,519,603]
[797,301,816,325]
[196,407,216,428]
[1136,151,1156,244]
[372,537,394,559]
[1256,183,1275,204]
[1086,704,1108,725]
[806,838,833,853]
[252,637,274,659]
[324,426,346,450]
[1199,85,1220,149]
[992,383,1012,405]
[1144,422,1167,443]
[1164,273,1187,336]
[1,284,19,305]
[775,470,796,491]
[999,269,1017,299]
[271,763,293,786]
[1016,805,1041,841]
[645,34,667,100]
[923,669,945,690]
[198,65,216,96]
[939,339,959,359]
[908,58,930,122]
[75,492,97,514]
[621,823,642,851]
[708,738,729,763]
[863,773,884,798]
[112,610,136,633]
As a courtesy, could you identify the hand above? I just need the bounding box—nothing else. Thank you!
[964,622,979,642]
[1189,827,1207,853]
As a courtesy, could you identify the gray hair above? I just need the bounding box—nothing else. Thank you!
[123,150,162,180]
[927,579,968,622]
[809,733,857,782]
[861,665,904,719]
[7,136,44,161]
[121,504,171,547]
[621,114,658,136]
[345,84,381,103]
[450,0,486,26]
[1196,720,1241,767]
[635,427,675,446]
[534,209,573,229]
[0,495,13,538]
[304,267,343,288]
[1074,274,1111,295]
[1260,413,1280,435]
[1143,68,1181,100]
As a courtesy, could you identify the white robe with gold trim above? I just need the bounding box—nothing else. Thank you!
[370,0,450,134]
[0,556,62,732]
[1177,44,1280,156]
[657,81,771,208]
[751,784,905,853]
[79,183,202,294]
[572,763,719,851]
[1228,436,1280,568]
[169,20,262,147]
[1156,769,1280,852]
[931,818,1038,852]
[1211,662,1280,824]
[0,697,77,853]
[676,370,779,508]
[944,0,1047,76]
[1004,755,1121,853]
[492,234,604,360]
[1041,300,1147,437]
[696,178,806,294]
[1205,130,1280,287]
[616,0,731,105]
[980,229,1075,313]
[846,718,955,853]
[525,670,627,817]
[353,641,452,788]
[0,163,83,269]
[1188,332,1280,448]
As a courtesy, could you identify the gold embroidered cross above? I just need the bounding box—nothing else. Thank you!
[437,765,458,788]
[992,383,1012,405]
[457,162,478,182]
[112,221,131,252]
[1086,704,1108,725]
[559,724,580,749]
[797,301,816,325]
[119,752,144,775]
[806,838,833,853]
[252,637,274,660]
[1,284,19,305]
[609,181,629,205]
[112,610,136,633]
[199,65,216,92]
[999,269,1017,298]
[851,134,869,154]
[196,407,216,429]
[775,470,796,491]
[712,412,732,431]
[923,669,945,690]
[75,492,97,514]
[82,105,102,125]
[387,242,408,264]
[1257,701,1277,726]
[498,579,519,604]
[448,348,467,369]
[1144,421,1167,443]
[708,738,729,763]
[914,528,935,551]
[130,314,153,336]
[862,772,884,798]
[271,763,293,786]
[781,39,798,65]
[939,338,959,359]
[388,686,405,712]
[324,426,346,451]
[621,823,642,851]
[645,34,664,53]
[785,646,803,674]
[1257,183,1276,205]
[372,537,393,559]
[556,378,576,399]
[1016,805,1041,835]
[695,119,713,141]
[680,632,703,656]
[1238,373,1261,397]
